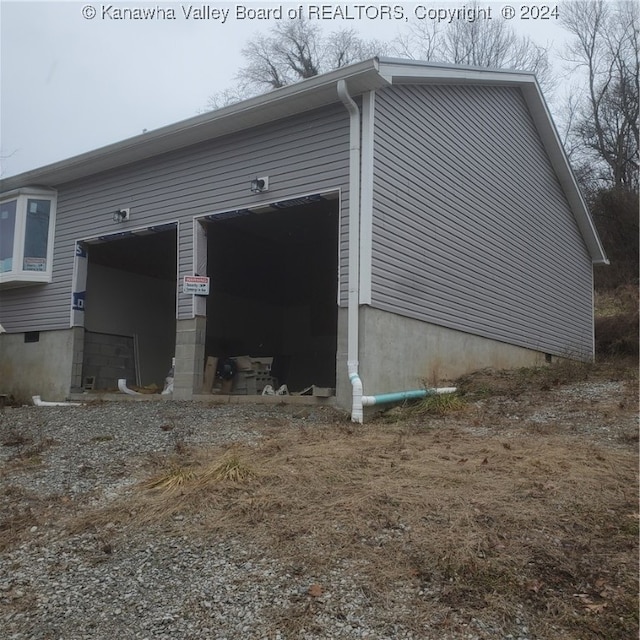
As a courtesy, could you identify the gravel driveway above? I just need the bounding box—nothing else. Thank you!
[3,402,389,640]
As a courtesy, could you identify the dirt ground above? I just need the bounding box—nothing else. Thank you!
[1,360,638,639]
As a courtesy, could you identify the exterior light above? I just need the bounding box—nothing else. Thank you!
[113,208,130,223]
[250,176,269,193]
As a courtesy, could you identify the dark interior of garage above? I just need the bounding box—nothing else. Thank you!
[204,197,339,393]
[82,226,177,390]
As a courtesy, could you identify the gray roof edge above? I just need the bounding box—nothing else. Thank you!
[377,56,538,78]
[519,83,608,265]
[0,58,383,191]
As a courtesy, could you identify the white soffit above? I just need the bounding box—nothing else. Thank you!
[378,59,536,87]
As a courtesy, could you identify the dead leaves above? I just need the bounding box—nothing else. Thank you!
[573,578,617,613]
[526,579,544,594]
[574,592,608,613]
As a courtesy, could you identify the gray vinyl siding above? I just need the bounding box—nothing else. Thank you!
[0,104,350,332]
[371,84,594,357]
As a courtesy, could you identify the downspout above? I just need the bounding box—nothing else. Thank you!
[337,79,364,423]
[337,79,458,420]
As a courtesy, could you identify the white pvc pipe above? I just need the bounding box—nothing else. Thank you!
[118,379,141,396]
[161,381,173,395]
[32,395,82,407]
[161,356,176,395]
[337,79,364,424]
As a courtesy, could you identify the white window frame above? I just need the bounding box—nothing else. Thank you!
[0,187,57,288]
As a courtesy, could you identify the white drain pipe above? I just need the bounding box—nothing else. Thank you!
[32,395,82,407]
[337,79,364,423]
[348,363,364,423]
[118,379,141,396]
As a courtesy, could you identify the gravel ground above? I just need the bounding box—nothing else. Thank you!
[0,381,637,640]
[3,402,428,640]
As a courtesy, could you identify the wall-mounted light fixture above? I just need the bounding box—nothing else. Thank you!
[113,208,130,223]
[250,176,269,193]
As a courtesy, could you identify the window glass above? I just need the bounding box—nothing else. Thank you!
[0,199,17,273]
[23,199,51,271]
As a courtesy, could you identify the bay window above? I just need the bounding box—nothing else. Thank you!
[0,188,56,287]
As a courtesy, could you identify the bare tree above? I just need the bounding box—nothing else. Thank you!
[393,7,554,92]
[244,18,321,90]
[324,28,384,70]
[394,20,440,62]
[205,86,255,111]
[561,0,639,191]
[207,18,387,108]
[446,20,551,85]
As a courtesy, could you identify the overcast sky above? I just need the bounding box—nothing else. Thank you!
[1,1,570,178]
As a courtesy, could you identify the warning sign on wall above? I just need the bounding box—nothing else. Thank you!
[183,275,210,295]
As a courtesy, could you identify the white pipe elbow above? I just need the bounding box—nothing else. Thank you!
[118,379,141,396]
[348,361,363,423]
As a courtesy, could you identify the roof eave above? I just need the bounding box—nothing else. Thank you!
[0,58,387,191]
[378,57,538,85]
[518,82,609,265]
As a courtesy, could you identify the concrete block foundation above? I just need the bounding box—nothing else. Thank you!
[173,316,206,400]
[0,329,76,402]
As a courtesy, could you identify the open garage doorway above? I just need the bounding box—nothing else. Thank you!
[203,194,339,394]
[80,225,177,391]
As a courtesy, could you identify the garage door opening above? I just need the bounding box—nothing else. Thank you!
[81,225,177,391]
[204,195,339,394]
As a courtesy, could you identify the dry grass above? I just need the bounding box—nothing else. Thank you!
[77,417,638,639]
[412,391,467,416]
[198,454,256,484]
[457,358,637,399]
[4,361,637,638]
[595,284,638,318]
[595,285,639,359]
[141,465,198,491]
[141,452,255,493]
[1,428,57,470]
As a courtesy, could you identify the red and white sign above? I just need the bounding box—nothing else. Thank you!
[183,275,210,295]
